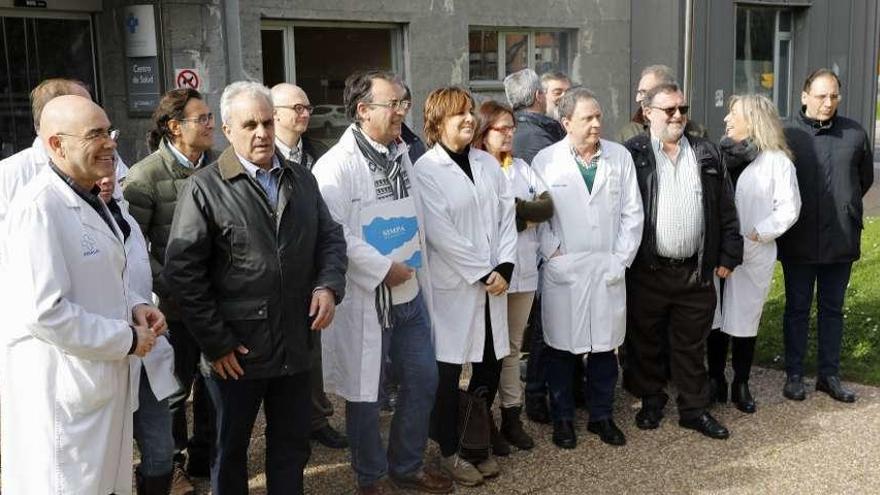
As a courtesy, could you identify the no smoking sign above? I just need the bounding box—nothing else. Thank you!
[174,68,202,91]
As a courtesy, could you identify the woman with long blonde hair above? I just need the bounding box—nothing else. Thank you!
[707,94,801,414]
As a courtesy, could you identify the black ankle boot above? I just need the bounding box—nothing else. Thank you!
[731,381,756,413]
[708,376,728,404]
[136,470,173,495]
[501,406,535,450]
[489,413,511,456]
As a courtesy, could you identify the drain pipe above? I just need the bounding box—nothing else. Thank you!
[223,0,245,82]
[683,0,694,99]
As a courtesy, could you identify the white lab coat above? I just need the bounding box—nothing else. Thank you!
[312,125,433,402]
[503,157,547,293]
[413,144,517,364]
[719,150,801,337]
[0,137,129,223]
[0,167,150,494]
[533,139,644,354]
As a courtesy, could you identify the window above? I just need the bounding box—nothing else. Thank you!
[469,28,570,84]
[734,7,793,117]
[0,13,98,158]
[260,21,404,145]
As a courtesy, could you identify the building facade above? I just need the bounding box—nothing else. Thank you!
[0,0,877,162]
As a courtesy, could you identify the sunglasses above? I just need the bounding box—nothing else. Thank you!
[650,105,689,118]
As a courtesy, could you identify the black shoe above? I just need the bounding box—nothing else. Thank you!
[587,418,626,446]
[311,424,349,449]
[731,381,756,413]
[500,406,535,450]
[525,394,551,424]
[489,414,511,456]
[635,407,663,430]
[783,374,806,401]
[679,412,729,439]
[708,376,728,404]
[184,450,211,479]
[816,375,857,403]
[552,420,577,449]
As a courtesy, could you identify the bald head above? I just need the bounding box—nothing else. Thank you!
[271,83,312,146]
[41,95,117,189]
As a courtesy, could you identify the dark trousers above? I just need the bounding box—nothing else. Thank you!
[209,372,311,495]
[433,313,502,458]
[524,295,548,398]
[309,335,334,432]
[706,329,757,383]
[782,262,853,377]
[546,349,617,422]
[167,320,214,469]
[624,261,716,420]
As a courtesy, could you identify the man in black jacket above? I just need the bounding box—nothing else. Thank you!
[504,68,565,164]
[778,69,874,403]
[164,81,347,494]
[623,83,742,440]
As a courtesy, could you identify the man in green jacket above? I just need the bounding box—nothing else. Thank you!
[122,88,216,492]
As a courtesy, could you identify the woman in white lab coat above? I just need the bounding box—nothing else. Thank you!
[707,94,801,414]
[413,87,517,486]
[472,100,553,454]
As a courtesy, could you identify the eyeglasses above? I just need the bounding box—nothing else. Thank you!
[650,105,689,118]
[57,127,120,143]
[490,125,517,134]
[178,113,215,125]
[275,104,315,115]
[368,100,412,112]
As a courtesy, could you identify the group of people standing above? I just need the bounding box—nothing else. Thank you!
[0,59,871,495]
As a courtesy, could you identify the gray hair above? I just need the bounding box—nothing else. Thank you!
[504,68,542,111]
[640,64,676,84]
[220,81,273,124]
[541,71,571,89]
[557,87,601,120]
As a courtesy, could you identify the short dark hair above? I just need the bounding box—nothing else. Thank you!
[147,88,203,151]
[343,69,402,122]
[642,82,681,108]
[803,68,841,93]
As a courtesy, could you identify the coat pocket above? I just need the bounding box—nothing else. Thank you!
[56,356,118,418]
[219,299,270,362]
[223,225,251,265]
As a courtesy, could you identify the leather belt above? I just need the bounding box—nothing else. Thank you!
[656,254,697,267]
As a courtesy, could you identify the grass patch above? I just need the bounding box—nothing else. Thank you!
[755,216,880,384]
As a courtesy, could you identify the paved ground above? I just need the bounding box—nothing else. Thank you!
[187,366,880,494]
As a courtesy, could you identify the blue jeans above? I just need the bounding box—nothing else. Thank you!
[133,367,175,477]
[546,349,617,422]
[208,372,311,495]
[782,262,853,377]
[346,292,438,487]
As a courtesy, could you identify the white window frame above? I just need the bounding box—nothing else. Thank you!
[469,27,571,90]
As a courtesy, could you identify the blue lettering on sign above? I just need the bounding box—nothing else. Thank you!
[126,14,139,34]
[362,216,419,255]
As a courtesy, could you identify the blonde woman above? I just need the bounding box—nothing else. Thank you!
[707,94,801,414]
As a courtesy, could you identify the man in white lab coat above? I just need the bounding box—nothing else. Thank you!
[1,95,167,494]
[312,70,452,494]
[532,88,644,449]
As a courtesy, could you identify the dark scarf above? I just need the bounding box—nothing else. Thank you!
[719,137,760,187]
[352,125,408,199]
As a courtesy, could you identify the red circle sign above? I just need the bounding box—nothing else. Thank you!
[176,69,199,89]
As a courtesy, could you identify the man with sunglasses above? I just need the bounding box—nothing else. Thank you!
[312,69,452,494]
[623,82,742,440]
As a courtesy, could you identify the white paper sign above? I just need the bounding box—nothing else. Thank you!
[361,197,422,304]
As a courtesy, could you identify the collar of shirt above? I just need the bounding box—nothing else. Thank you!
[570,142,602,168]
[358,126,409,163]
[651,134,690,164]
[274,137,303,162]
[236,153,281,180]
[166,139,204,169]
